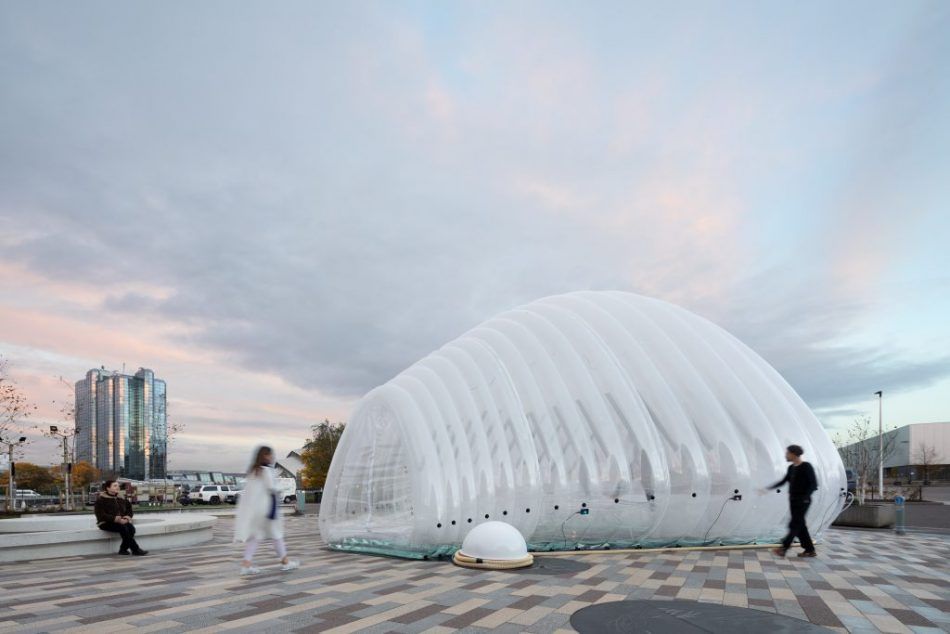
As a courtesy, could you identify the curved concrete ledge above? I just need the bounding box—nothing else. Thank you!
[0,513,216,562]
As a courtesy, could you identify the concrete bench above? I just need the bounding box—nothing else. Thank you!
[0,513,216,562]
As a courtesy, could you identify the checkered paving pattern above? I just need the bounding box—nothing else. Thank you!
[0,516,946,633]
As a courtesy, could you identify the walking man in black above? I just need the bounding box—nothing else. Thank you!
[766,444,818,558]
[94,480,148,556]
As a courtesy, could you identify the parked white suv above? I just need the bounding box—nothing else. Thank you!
[191,485,235,505]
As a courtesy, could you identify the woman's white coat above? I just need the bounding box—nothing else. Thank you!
[234,465,284,542]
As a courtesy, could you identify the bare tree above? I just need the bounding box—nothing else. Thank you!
[1,356,37,510]
[835,416,898,503]
[0,356,36,457]
[913,443,942,484]
[159,404,185,503]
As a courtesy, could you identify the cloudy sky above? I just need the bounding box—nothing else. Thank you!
[1,2,948,471]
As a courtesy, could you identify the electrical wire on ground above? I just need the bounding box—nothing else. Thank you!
[701,495,741,546]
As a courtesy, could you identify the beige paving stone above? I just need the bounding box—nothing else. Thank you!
[826,600,863,617]
[471,607,522,628]
[769,586,797,601]
[7,616,79,633]
[510,605,554,625]
[906,586,943,600]
[744,559,763,573]
[472,581,508,594]
[865,613,914,634]
[320,600,435,634]
[441,597,490,615]
[821,573,854,589]
[556,599,589,614]
[625,569,653,584]
[190,597,338,633]
[815,589,845,603]
[575,563,609,579]
[61,621,137,634]
[699,588,725,603]
[137,620,185,632]
[726,569,746,584]
[594,579,620,591]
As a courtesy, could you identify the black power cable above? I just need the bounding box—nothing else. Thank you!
[561,510,582,549]
[701,494,741,546]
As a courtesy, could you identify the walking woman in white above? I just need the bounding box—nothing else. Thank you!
[234,445,299,575]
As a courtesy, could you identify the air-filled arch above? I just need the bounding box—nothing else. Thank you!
[320,291,847,558]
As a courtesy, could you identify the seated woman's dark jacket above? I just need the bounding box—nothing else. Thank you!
[94,493,134,527]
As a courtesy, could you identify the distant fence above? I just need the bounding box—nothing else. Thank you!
[0,495,66,511]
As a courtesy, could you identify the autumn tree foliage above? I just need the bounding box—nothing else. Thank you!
[13,463,54,493]
[51,461,101,489]
[300,419,345,489]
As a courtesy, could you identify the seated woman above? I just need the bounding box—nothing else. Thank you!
[94,480,148,556]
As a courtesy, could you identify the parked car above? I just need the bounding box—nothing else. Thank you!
[191,485,236,505]
[15,489,41,498]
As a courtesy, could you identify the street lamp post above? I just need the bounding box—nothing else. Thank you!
[50,426,72,511]
[874,391,883,499]
[1,435,27,513]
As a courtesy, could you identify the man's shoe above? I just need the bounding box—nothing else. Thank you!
[771,547,787,557]
[132,549,149,556]
[118,550,131,555]
[797,551,817,558]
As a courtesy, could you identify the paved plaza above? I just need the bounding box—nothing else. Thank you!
[0,515,947,633]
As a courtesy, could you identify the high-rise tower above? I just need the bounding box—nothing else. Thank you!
[74,367,167,480]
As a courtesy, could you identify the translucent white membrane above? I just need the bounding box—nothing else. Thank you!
[320,292,847,558]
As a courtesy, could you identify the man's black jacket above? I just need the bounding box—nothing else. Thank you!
[769,462,818,500]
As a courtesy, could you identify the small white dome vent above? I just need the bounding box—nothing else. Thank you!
[453,521,533,569]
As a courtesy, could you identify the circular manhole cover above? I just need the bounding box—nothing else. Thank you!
[570,600,833,633]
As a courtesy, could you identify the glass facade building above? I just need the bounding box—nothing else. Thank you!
[74,367,168,480]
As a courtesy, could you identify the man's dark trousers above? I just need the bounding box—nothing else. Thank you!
[781,498,815,552]
[100,521,139,553]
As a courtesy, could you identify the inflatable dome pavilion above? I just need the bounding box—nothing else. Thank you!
[320,291,847,558]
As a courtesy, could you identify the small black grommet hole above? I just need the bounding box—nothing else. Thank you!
[451,520,456,525]
[614,498,619,503]
[525,508,531,513]
[554,505,559,510]
[437,523,442,528]
[502,510,507,515]
[581,502,587,508]
[691,493,697,498]
[484,514,489,519]
[734,489,739,494]
[467,518,472,523]
[649,495,655,500]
